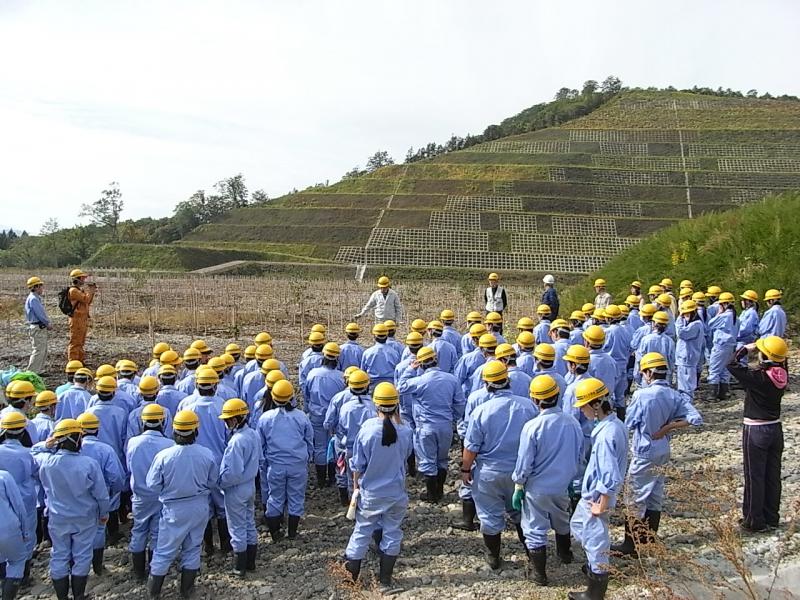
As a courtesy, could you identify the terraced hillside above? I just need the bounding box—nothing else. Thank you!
[172,91,800,274]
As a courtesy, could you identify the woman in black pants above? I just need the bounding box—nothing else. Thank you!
[729,336,789,532]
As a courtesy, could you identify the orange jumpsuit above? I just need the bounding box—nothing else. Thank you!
[68,285,96,362]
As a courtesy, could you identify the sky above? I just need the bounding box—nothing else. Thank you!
[1,0,798,233]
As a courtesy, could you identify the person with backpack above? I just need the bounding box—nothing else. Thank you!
[61,269,96,363]
[25,276,51,375]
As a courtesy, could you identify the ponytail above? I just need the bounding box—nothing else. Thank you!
[381,413,398,447]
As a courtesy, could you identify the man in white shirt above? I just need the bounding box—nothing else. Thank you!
[593,278,613,309]
[354,276,404,323]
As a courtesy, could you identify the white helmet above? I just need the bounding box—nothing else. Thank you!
[543,274,555,285]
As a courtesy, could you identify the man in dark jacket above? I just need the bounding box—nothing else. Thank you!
[541,275,559,319]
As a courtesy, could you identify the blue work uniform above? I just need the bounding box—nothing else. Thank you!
[758,305,787,338]
[360,343,400,387]
[569,413,627,575]
[155,385,187,418]
[0,407,38,448]
[513,407,583,549]
[429,337,458,374]
[552,338,570,376]
[338,397,377,495]
[508,366,532,398]
[386,337,404,359]
[604,323,633,405]
[146,443,216,576]
[0,440,38,559]
[126,430,174,553]
[442,326,462,358]
[464,391,537,534]
[127,402,174,441]
[635,332,676,385]
[569,328,584,345]
[624,380,702,517]
[87,391,136,416]
[81,436,126,549]
[588,349,620,407]
[241,369,268,409]
[397,367,465,477]
[531,367,567,411]
[219,425,261,553]
[345,417,413,560]
[627,309,643,333]
[86,400,128,465]
[707,310,739,385]
[0,470,31,579]
[736,306,760,366]
[454,348,486,398]
[517,350,535,376]
[175,369,198,395]
[304,366,345,466]
[31,413,56,443]
[33,448,109,579]
[258,406,313,518]
[324,389,362,490]
[533,320,551,345]
[182,394,227,517]
[339,341,365,371]
[299,352,324,391]
[456,387,496,502]
[55,386,91,420]
[460,332,477,356]
[676,317,705,399]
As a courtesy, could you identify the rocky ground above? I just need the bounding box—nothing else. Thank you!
[3,324,800,600]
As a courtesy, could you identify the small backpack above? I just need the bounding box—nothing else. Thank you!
[57,287,76,316]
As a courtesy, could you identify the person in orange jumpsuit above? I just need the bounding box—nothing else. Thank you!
[67,269,97,362]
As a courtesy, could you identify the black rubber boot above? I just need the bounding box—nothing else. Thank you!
[246,545,257,571]
[203,522,215,555]
[36,508,46,545]
[92,548,104,575]
[450,499,478,531]
[326,462,336,487]
[179,569,198,599]
[266,516,285,543]
[315,465,327,489]
[287,515,300,540]
[482,533,502,570]
[645,510,661,543]
[106,510,121,545]
[568,569,609,600]
[419,476,440,502]
[2,579,21,600]
[118,492,132,524]
[21,561,31,586]
[406,453,417,478]
[131,551,147,582]
[70,575,88,600]
[514,524,529,557]
[344,558,361,581]
[611,520,639,557]
[556,533,574,563]
[527,546,548,586]
[378,554,403,595]
[52,577,70,600]
[232,552,247,577]
[437,468,447,497]
[338,487,350,507]
[710,384,720,401]
[146,575,165,600]
[718,383,729,400]
[372,528,383,554]
[217,518,232,554]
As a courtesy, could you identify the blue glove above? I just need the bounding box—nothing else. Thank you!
[511,486,525,511]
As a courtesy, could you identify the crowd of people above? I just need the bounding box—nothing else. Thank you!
[4,271,789,600]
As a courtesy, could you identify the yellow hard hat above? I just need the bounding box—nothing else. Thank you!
[95,376,117,393]
[640,304,657,317]
[495,343,516,360]
[466,311,483,323]
[405,331,424,346]
[310,324,327,335]
[345,322,361,334]
[680,300,697,314]
[0,412,27,430]
[255,344,274,360]
[488,272,500,281]
[173,410,200,432]
[195,367,219,385]
[517,317,535,330]
[536,304,552,316]
[529,375,559,401]
[592,308,606,321]
[640,352,668,372]
[266,370,286,387]
[692,291,706,303]
[152,342,171,358]
[482,360,508,383]
[469,323,488,337]
[65,360,84,373]
[243,345,257,359]
[141,403,166,422]
[660,278,673,287]
[158,364,177,377]
[581,303,595,314]
[384,320,397,331]
[427,320,444,332]
[95,364,116,379]
[52,418,83,438]
[603,305,622,319]
[116,359,138,373]
[191,339,211,354]
[625,295,640,306]
[271,380,294,403]
[594,278,606,287]
[183,348,202,361]
[574,378,609,408]
[740,290,759,302]
[618,305,630,316]
[656,293,672,307]
[138,376,160,395]
[569,310,586,322]
[549,318,569,331]
[307,331,326,345]
[372,323,389,336]
[6,380,36,399]
[159,350,182,366]
[208,356,227,373]
[74,367,94,380]
[485,311,503,324]
[35,390,58,408]
[417,346,436,363]
[254,332,273,345]
[764,289,782,301]
[516,331,535,349]
[219,398,249,419]
[69,269,89,279]
[756,336,788,363]
[679,287,693,299]
[440,309,455,321]
[478,333,498,349]
[648,285,664,296]
[563,345,591,365]
[652,311,670,325]
[27,276,44,288]
[630,280,642,289]
[259,358,281,375]
[323,342,341,358]
[410,319,427,333]
[534,343,556,361]
[77,412,100,431]
[225,343,242,357]
[220,353,235,368]
[348,369,370,390]
[718,292,735,304]
[583,325,606,346]
[680,280,693,290]
[372,382,399,408]
[706,285,722,297]
[377,276,391,288]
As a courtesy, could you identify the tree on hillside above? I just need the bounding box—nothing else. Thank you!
[555,88,579,100]
[601,75,622,94]
[343,166,365,179]
[251,189,270,205]
[365,151,394,173]
[214,174,249,207]
[40,218,60,236]
[80,182,124,241]
[581,80,599,96]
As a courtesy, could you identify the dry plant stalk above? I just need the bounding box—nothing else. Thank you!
[327,560,381,600]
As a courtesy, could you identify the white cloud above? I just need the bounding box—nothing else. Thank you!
[0,0,797,231]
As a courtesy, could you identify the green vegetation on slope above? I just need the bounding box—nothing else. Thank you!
[559,193,800,328]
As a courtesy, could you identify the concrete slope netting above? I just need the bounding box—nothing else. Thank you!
[599,142,649,156]
[471,140,571,153]
[552,216,618,237]
[334,246,366,264]
[688,144,800,158]
[594,170,673,186]
[366,228,489,251]
[718,159,800,173]
[568,130,699,143]
[591,156,702,171]
[429,211,482,230]
[691,172,800,188]
[498,213,538,232]
[510,233,638,257]
[444,195,524,212]
[729,189,782,204]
